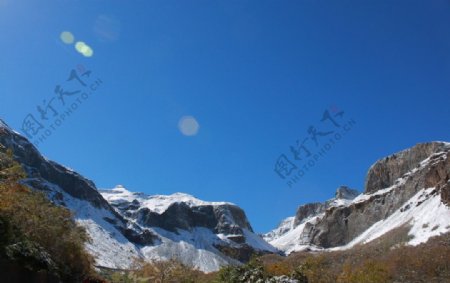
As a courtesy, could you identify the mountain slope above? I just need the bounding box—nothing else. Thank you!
[2,117,449,272]
[263,186,359,254]
[0,119,277,272]
[265,142,450,254]
[99,186,278,271]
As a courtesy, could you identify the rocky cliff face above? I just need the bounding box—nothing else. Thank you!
[0,124,107,207]
[266,142,450,253]
[263,186,359,253]
[291,186,359,227]
[100,186,277,265]
[0,121,153,246]
[0,119,277,272]
[365,142,449,194]
[311,142,450,248]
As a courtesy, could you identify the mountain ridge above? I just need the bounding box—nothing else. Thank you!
[1,119,449,273]
[264,141,450,254]
[0,120,278,272]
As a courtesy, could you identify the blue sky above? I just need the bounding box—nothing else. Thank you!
[1,0,449,233]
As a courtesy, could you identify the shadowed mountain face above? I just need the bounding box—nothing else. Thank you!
[0,119,277,272]
[0,123,105,207]
[135,203,252,234]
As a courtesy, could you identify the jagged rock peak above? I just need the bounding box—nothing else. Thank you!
[335,186,359,200]
[291,187,359,228]
[365,142,450,194]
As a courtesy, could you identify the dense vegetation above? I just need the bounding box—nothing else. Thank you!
[99,259,214,283]
[216,226,450,283]
[0,147,99,282]
[102,226,450,283]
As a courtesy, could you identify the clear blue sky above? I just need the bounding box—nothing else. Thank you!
[1,0,449,233]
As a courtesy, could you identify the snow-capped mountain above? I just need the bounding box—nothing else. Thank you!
[98,185,278,272]
[1,117,449,272]
[0,119,277,272]
[263,186,360,254]
[101,186,234,214]
[264,142,450,255]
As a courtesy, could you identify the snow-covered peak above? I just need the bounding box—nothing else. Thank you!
[263,216,295,243]
[264,186,360,246]
[100,185,234,214]
[99,185,277,270]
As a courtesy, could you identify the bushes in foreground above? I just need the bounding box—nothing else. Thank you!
[217,257,308,283]
[101,227,450,283]
[259,227,450,283]
[104,259,215,283]
[0,148,96,282]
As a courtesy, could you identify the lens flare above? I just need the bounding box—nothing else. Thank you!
[75,41,94,57]
[60,31,74,44]
[178,116,200,136]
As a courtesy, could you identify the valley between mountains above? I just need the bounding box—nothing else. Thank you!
[1,118,449,282]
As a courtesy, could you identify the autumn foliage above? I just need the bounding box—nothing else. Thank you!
[0,148,96,282]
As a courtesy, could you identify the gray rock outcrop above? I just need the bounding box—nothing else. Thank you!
[310,142,450,248]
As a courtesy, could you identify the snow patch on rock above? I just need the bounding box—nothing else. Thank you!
[100,185,233,214]
[331,187,450,250]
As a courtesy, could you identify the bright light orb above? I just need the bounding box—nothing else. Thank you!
[178,116,200,136]
[60,31,74,44]
[75,41,94,57]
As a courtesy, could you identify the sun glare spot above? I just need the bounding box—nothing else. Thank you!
[60,31,74,44]
[75,41,94,57]
[178,116,200,136]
